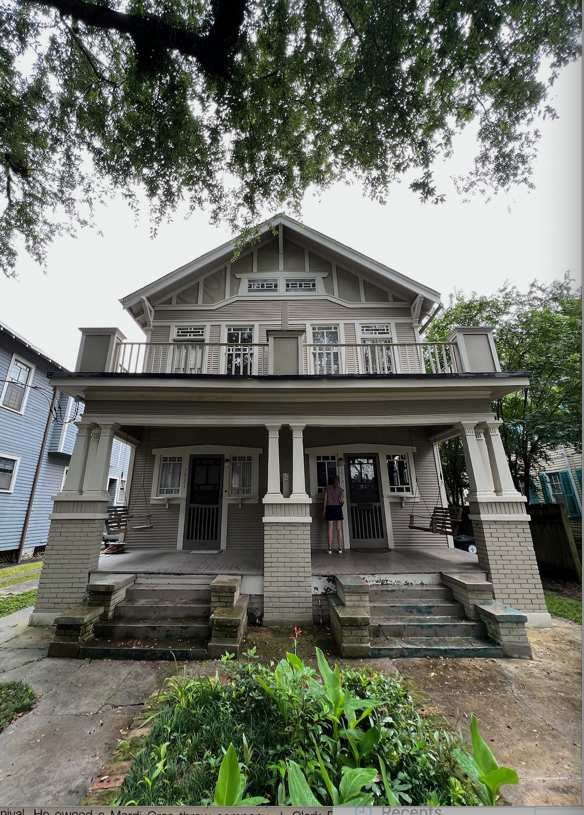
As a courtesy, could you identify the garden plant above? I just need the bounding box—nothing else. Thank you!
[116,645,517,806]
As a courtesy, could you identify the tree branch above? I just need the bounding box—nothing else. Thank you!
[20,0,248,79]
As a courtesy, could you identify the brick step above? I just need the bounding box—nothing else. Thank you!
[79,638,208,661]
[370,600,465,617]
[114,600,211,619]
[371,617,487,638]
[369,586,452,600]
[93,620,211,640]
[126,585,212,601]
[370,636,504,659]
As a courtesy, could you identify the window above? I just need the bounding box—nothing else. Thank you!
[175,326,205,341]
[1,356,33,413]
[361,324,393,374]
[159,456,182,495]
[316,455,337,493]
[248,279,278,292]
[0,455,19,493]
[312,326,340,375]
[230,456,252,495]
[286,279,316,293]
[387,454,411,493]
[226,326,254,376]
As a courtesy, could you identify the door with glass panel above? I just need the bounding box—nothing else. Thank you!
[360,324,393,374]
[345,454,387,549]
[184,456,223,550]
[311,326,340,375]
[226,327,254,376]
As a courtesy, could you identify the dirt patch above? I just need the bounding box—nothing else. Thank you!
[541,578,582,602]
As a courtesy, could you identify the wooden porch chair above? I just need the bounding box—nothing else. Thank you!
[105,506,153,536]
[408,506,463,537]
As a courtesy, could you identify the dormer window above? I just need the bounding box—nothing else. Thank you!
[286,278,316,292]
[248,278,278,292]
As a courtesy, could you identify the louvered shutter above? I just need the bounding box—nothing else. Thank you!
[576,468,582,491]
[539,473,552,503]
[558,471,581,517]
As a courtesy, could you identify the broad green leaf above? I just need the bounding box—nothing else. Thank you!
[286,652,302,671]
[452,749,489,806]
[360,726,381,757]
[339,766,377,803]
[344,699,382,711]
[480,766,519,798]
[379,759,400,806]
[287,761,321,806]
[243,795,270,804]
[315,746,340,806]
[470,714,498,776]
[214,743,241,806]
[316,647,339,692]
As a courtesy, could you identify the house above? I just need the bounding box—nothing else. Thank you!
[30,216,552,659]
[0,320,131,562]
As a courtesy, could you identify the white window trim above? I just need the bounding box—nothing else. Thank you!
[60,465,69,491]
[0,354,35,415]
[0,452,21,494]
[234,271,330,296]
[117,478,127,505]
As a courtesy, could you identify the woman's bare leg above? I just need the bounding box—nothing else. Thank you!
[327,520,333,551]
[336,520,343,551]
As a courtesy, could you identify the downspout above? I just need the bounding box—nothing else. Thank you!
[17,386,59,563]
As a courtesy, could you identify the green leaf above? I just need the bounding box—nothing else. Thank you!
[242,795,270,804]
[452,748,489,806]
[315,746,340,806]
[316,647,339,692]
[286,652,302,671]
[379,759,400,806]
[339,766,378,803]
[470,714,499,776]
[214,743,242,806]
[360,726,381,757]
[480,766,519,798]
[287,761,321,806]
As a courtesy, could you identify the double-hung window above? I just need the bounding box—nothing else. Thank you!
[316,455,337,493]
[387,454,411,494]
[1,356,34,413]
[0,454,19,493]
[360,324,393,374]
[158,456,182,495]
[230,456,253,495]
[312,326,340,375]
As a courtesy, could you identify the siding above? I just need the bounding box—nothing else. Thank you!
[226,503,264,549]
[153,303,409,324]
[23,456,65,550]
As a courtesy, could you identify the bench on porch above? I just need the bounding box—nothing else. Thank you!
[409,506,463,537]
[105,506,152,535]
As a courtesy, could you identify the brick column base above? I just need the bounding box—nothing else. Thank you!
[469,501,551,628]
[263,519,313,626]
[30,500,108,625]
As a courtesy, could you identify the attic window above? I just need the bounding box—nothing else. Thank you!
[248,279,278,292]
[175,326,205,341]
[286,279,316,292]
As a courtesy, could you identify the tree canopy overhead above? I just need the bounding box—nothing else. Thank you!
[1,0,581,276]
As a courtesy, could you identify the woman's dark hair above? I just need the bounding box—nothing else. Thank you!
[328,473,339,486]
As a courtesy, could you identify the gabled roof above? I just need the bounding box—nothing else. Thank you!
[0,319,68,371]
[120,214,441,326]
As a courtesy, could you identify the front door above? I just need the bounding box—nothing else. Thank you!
[184,456,223,550]
[345,454,387,549]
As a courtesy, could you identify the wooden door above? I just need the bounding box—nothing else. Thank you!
[184,456,223,550]
[345,454,387,549]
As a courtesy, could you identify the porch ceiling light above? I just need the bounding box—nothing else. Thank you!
[224,459,230,466]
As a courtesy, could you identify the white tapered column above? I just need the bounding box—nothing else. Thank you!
[458,422,494,501]
[61,422,94,495]
[84,423,119,498]
[481,420,523,498]
[475,427,495,493]
[265,424,283,499]
[290,424,308,498]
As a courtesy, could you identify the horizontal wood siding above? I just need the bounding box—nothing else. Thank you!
[154,303,409,324]
[23,457,65,551]
[226,503,264,549]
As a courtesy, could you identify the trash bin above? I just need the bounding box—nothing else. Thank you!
[453,535,477,554]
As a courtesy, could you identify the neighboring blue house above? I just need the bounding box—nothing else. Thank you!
[0,321,131,561]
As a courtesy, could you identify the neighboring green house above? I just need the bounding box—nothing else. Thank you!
[535,446,582,520]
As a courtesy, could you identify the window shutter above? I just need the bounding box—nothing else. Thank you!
[528,477,539,504]
[539,473,552,503]
[558,470,581,518]
[576,468,582,491]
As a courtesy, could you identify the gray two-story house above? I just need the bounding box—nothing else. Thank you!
[31,216,551,659]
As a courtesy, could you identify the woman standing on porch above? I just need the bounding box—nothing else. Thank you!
[323,475,344,554]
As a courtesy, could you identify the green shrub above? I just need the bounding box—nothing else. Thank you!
[0,681,36,732]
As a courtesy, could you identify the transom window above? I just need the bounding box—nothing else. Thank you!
[158,456,182,495]
[248,279,278,292]
[286,279,316,292]
[312,326,340,375]
[0,455,19,493]
[175,326,205,341]
[231,456,253,495]
[387,454,411,493]
[316,455,337,493]
[1,356,33,413]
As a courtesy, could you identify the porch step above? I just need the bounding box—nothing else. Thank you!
[126,585,212,602]
[369,585,452,600]
[93,620,211,640]
[370,600,464,618]
[79,638,208,661]
[371,617,487,638]
[370,636,504,659]
[114,599,211,619]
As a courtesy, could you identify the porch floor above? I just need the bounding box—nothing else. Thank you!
[95,546,483,577]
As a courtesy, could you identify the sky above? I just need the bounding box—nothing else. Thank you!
[0,59,581,371]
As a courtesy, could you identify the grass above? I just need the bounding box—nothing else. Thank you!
[0,561,43,579]
[0,681,35,732]
[545,592,582,624]
[0,571,42,589]
[0,589,37,619]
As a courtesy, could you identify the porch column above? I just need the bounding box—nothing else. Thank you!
[82,427,101,492]
[480,420,522,498]
[457,421,494,501]
[61,422,94,495]
[290,424,308,499]
[84,423,119,498]
[475,427,495,492]
[265,424,283,498]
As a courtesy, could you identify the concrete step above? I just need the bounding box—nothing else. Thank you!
[370,636,504,659]
[371,617,487,638]
[79,638,208,661]
[93,620,211,640]
[369,585,452,600]
[114,600,211,619]
[370,600,465,618]
[126,585,211,602]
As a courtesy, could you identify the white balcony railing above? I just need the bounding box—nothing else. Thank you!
[111,341,458,376]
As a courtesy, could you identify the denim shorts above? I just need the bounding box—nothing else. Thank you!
[325,505,344,521]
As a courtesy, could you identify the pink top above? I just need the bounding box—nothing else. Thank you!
[325,484,344,506]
